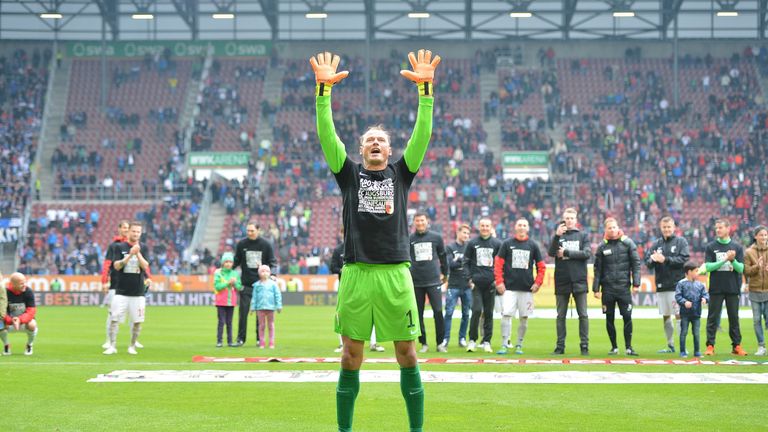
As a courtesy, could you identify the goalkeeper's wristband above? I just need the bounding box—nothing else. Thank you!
[316,82,332,97]
[417,81,433,97]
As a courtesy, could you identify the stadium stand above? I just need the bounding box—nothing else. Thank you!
[200,46,768,274]
[191,58,267,152]
[6,43,767,275]
[54,54,195,199]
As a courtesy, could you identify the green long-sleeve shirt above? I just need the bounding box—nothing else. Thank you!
[316,95,433,174]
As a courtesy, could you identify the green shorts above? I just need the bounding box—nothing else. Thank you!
[335,262,421,342]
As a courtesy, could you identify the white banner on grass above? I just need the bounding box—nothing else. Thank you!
[89,370,768,384]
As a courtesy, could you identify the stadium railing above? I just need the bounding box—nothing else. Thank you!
[52,183,198,201]
[184,176,214,260]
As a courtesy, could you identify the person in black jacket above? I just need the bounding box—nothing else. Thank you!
[442,224,472,348]
[409,214,448,353]
[548,208,592,355]
[464,217,502,353]
[233,223,278,346]
[593,218,641,356]
[646,216,690,353]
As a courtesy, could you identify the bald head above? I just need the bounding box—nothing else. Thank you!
[10,272,26,291]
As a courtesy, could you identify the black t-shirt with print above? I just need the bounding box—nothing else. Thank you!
[409,230,448,288]
[498,237,543,292]
[7,287,35,317]
[114,242,150,297]
[464,236,503,288]
[334,156,416,264]
[233,237,278,286]
[705,239,745,295]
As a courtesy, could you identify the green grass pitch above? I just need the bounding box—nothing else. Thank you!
[1,305,766,431]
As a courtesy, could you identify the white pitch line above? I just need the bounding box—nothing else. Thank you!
[88,370,768,384]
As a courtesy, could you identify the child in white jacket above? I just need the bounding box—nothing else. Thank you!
[250,265,283,349]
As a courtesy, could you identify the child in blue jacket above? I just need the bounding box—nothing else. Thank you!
[250,265,283,349]
[675,261,710,357]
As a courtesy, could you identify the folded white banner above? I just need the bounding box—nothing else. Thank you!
[89,370,768,384]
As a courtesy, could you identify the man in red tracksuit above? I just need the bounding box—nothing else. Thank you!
[494,218,546,355]
[1,272,38,356]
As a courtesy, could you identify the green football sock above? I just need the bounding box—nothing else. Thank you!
[336,369,359,432]
[400,366,424,432]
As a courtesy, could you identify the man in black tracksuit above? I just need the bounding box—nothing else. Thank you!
[409,213,448,353]
[464,217,502,353]
[593,218,641,356]
[645,216,690,353]
[233,222,277,346]
[548,208,592,355]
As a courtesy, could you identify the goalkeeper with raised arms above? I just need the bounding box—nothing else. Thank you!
[311,49,440,432]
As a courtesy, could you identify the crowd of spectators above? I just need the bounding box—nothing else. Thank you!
[52,49,200,197]
[246,46,768,274]
[20,116,205,275]
[18,185,205,275]
[19,209,102,275]
[0,48,49,219]
[7,43,768,278]
[509,47,768,262]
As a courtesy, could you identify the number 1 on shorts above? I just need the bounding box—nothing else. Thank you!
[406,309,415,328]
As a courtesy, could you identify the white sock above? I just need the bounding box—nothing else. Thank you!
[517,317,528,346]
[500,316,512,347]
[27,327,38,345]
[131,323,142,346]
[108,321,119,346]
[105,313,112,343]
[370,326,377,345]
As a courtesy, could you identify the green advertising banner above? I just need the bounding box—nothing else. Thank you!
[68,40,271,58]
[188,152,250,168]
[502,151,549,167]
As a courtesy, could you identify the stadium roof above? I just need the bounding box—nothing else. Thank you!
[0,0,765,41]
